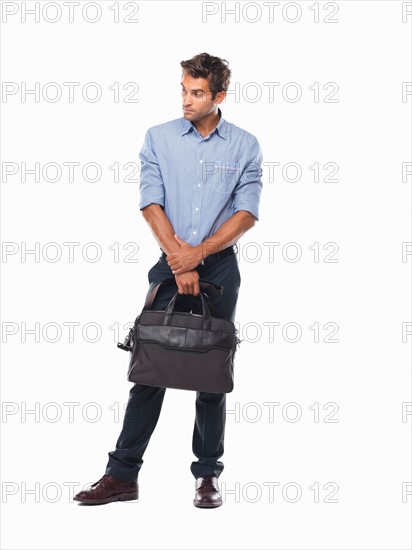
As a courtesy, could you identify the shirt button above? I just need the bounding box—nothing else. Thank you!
[195,207,199,211]
[199,160,203,163]
[193,231,197,235]
[197,183,201,187]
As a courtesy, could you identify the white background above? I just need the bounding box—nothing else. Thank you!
[1,1,411,549]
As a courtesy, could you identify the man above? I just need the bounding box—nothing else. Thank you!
[74,52,263,508]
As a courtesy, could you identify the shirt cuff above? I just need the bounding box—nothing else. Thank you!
[233,202,259,221]
[139,197,165,210]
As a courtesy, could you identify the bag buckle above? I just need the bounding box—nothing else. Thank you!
[117,328,133,352]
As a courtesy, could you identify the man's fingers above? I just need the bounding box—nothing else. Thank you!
[168,260,181,271]
[167,255,196,271]
[179,282,189,294]
[175,271,200,295]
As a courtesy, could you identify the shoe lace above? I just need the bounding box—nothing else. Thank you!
[200,475,217,488]
[91,475,108,488]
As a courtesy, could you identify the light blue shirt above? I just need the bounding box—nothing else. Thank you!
[139,108,263,247]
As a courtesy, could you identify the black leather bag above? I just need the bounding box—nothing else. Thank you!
[117,278,241,393]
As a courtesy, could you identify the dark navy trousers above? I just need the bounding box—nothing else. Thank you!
[105,247,241,482]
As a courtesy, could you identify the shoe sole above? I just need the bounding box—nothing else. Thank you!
[193,499,223,508]
[74,491,139,505]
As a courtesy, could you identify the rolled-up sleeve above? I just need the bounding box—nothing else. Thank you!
[232,134,263,221]
[139,128,165,210]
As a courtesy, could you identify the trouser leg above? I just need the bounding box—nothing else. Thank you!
[190,390,226,479]
[190,253,241,479]
[105,382,166,482]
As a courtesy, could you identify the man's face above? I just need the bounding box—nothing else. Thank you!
[181,72,224,122]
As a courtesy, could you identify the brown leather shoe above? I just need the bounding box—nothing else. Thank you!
[74,475,138,505]
[193,474,222,508]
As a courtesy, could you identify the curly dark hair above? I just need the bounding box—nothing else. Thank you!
[180,52,231,100]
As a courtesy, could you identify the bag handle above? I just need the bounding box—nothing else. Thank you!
[143,277,223,311]
[162,291,213,330]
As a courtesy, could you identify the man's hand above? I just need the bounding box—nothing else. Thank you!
[175,270,200,295]
[166,235,203,275]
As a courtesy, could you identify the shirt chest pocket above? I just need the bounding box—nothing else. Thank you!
[202,160,242,194]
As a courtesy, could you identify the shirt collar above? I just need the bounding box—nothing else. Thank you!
[180,107,226,139]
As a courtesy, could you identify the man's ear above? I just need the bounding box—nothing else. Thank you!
[214,91,227,105]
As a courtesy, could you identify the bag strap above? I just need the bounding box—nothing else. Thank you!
[143,277,223,311]
[143,278,174,310]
